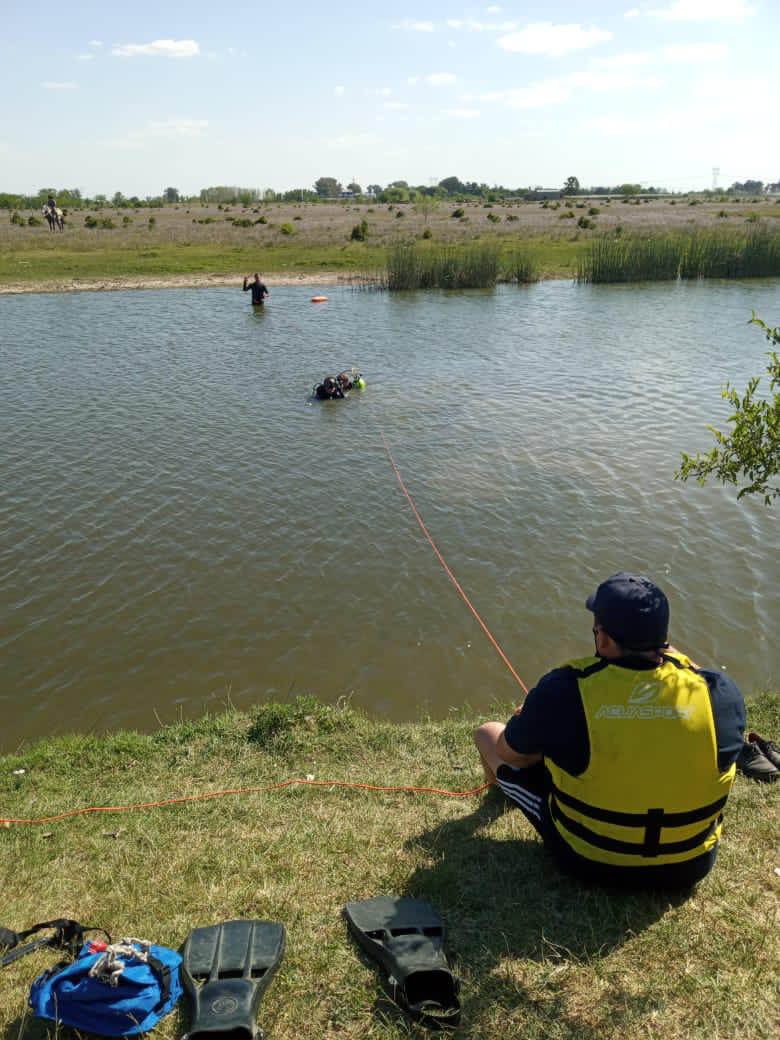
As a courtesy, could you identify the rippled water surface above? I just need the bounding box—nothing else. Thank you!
[1,281,778,750]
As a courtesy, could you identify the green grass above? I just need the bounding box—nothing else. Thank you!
[1,693,778,1039]
[0,236,588,287]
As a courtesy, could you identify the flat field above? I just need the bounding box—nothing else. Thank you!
[2,196,779,291]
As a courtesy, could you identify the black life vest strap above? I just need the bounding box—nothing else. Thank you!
[550,796,723,859]
[551,783,728,828]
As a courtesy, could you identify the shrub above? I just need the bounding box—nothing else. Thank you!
[99,218,115,229]
[27,215,42,226]
[505,214,518,222]
[717,210,729,219]
[232,218,253,227]
[422,227,433,239]
[148,216,156,230]
[10,211,24,225]
[280,222,295,235]
[122,215,132,226]
[486,212,500,223]
[746,213,760,224]
[559,211,575,219]
[84,215,98,228]
[350,219,368,241]
[577,216,595,229]
[451,208,465,218]
[395,210,404,218]
[293,215,303,220]
[588,207,601,216]
[256,215,268,224]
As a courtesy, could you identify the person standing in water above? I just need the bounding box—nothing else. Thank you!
[242,273,269,306]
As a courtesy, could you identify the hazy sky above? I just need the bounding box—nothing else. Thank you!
[2,1,778,197]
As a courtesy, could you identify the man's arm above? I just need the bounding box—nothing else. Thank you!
[497,724,543,768]
[242,276,250,291]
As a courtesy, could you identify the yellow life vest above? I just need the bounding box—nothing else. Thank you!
[546,650,736,868]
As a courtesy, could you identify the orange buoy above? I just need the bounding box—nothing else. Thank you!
[311,295,328,303]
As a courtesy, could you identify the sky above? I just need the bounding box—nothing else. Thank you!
[2,1,778,197]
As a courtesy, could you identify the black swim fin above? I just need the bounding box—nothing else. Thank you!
[344,896,461,1030]
[181,919,285,1040]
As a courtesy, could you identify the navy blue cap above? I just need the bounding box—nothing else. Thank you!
[586,572,669,650]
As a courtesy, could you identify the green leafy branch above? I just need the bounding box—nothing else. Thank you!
[676,313,780,505]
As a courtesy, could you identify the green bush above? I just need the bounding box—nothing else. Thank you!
[421,227,432,239]
[486,212,500,223]
[560,211,575,219]
[451,208,464,218]
[395,210,404,218]
[232,218,252,227]
[148,216,156,230]
[27,215,42,226]
[99,217,115,229]
[280,222,295,235]
[256,215,268,224]
[350,219,368,241]
[122,215,132,226]
[84,215,98,228]
[10,211,24,225]
[588,207,601,216]
[577,216,595,229]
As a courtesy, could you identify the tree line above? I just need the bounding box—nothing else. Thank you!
[2,174,779,212]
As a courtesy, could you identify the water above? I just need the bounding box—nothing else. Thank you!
[1,280,778,751]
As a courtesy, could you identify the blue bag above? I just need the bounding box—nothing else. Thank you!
[29,938,183,1036]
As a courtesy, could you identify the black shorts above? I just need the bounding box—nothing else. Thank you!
[495,762,717,890]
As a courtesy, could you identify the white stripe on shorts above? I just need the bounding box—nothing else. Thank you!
[497,779,543,819]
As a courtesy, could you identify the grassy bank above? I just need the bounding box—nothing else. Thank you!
[1,694,778,1039]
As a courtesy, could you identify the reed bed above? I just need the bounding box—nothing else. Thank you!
[503,248,540,284]
[579,228,780,283]
[386,241,500,290]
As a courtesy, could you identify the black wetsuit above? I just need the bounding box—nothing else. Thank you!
[315,383,344,400]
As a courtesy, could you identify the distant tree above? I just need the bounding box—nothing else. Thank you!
[616,183,642,196]
[388,180,408,190]
[112,191,126,207]
[347,181,362,195]
[564,175,580,194]
[439,176,466,195]
[366,184,382,196]
[414,193,440,225]
[164,187,180,203]
[314,177,341,198]
[677,315,780,504]
[729,180,764,195]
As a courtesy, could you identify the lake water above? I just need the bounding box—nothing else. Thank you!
[1,280,778,751]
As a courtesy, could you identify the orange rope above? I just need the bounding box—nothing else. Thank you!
[0,778,492,827]
[379,430,529,695]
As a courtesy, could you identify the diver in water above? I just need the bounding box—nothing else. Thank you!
[337,370,366,391]
[314,376,345,400]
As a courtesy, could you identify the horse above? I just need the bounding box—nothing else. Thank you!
[41,206,65,232]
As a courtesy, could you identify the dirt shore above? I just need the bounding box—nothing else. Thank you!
[0,271,351,295]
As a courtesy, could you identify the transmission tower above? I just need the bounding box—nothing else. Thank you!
[712,167,720,191]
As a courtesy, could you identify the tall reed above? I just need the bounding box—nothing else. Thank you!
[386,241,499,290]
[504,249,539,284]
[578,229,780,283]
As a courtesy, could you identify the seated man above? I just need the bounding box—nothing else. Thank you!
[475,572,745,889]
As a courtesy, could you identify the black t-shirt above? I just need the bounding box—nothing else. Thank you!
[504,655,746,775]
[245,281,268,304]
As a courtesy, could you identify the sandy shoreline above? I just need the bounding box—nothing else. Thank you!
[0,271,352,296]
